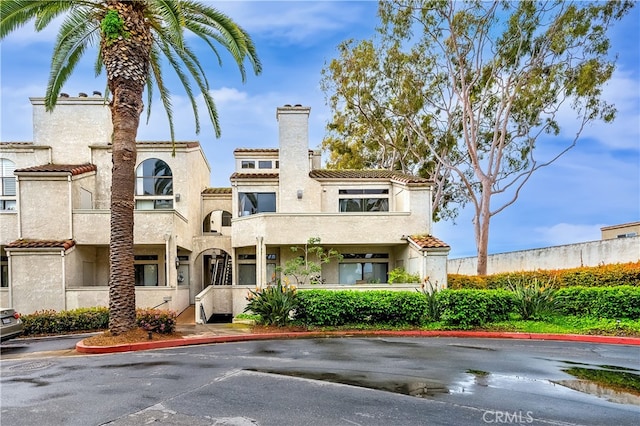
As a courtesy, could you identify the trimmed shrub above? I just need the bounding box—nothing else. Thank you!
[22,307,178,336]
[450,262,640,290]
[294,290,428,326]
[136,308,177,334]
[448,274,487,289]
[554,286,640,319]
[22,307,109,336]
[437,289,516,328]
[388,268,421,284]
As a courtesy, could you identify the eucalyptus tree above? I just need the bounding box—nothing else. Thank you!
[321,38,464,222]
[0,0,261,333]
[323,0,632,275]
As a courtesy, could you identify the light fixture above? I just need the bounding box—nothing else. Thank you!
[175,193,181,202]
[175,258,180,269]
[297,189,303,199]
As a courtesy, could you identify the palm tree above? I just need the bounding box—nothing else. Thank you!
[0,0,261,334]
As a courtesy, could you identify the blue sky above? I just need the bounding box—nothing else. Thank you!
[1,1,638,259]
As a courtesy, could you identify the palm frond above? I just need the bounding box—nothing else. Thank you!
[45,7,100,109]
[147,46,176,143]
[146,0,185,50]
[0,0,59,38]
[154,37,204,135]
[181,0,262,80]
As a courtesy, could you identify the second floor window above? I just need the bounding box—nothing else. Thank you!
[238,192,276,216]
[338,189,389,213]
[135,158,173,210]
[0,159,16,211]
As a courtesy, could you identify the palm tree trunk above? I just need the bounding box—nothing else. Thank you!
[103,1,152,334]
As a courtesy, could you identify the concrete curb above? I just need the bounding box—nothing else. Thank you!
[75,330,640,354]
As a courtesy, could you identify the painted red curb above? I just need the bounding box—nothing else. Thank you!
[75,330,640,354]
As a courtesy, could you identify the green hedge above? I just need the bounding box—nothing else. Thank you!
[22,307,110,336]
[21,307,177,336]
[437,289,516,328]
[294,290,428,326]
[449,262,640,289]
[554,286,640,319]
[294,289,517,328]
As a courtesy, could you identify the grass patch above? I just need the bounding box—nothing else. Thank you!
[486,316,640,336]
[466,369,490,376]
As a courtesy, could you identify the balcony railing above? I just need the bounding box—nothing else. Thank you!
[231,212,426,247]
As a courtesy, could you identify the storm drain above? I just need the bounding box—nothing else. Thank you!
[5,360,54,372]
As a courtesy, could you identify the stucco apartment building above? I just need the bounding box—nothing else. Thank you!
[0,94,449,318]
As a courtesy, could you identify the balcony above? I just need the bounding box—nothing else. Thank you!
[231,212,426,247]
[72,209,190,246]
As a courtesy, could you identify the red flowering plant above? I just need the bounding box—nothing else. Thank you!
[136,309,177,334]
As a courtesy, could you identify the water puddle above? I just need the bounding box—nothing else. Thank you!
[553,379,640,405]
[246,368,448,397]
[553,364,640,406]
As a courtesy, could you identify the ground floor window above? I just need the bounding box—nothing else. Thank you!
[135,255,159,286]
[339,262,388,284]
[238,264,256,286]
[1,256,7,287]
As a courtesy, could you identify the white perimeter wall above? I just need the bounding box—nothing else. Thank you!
[448,237,640,275]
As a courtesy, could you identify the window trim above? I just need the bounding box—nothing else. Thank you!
[238,192,277,216]
[134,254,161,286]
[135,158,173,210]
[0,159,17,211]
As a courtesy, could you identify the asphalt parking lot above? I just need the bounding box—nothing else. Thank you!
[1,336,639,425]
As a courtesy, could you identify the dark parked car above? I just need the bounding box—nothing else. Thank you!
[1,308,24,342]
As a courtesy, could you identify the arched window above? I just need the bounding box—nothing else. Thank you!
[203,210,232,233]
[0,159,16,211]
[135,158,173,210]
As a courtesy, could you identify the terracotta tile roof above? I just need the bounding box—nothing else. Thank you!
[409,234,450,249]
[202,187,232,194]
[15,163,97,175]
[233,148,314,154]
[309,169,432,185]
[230,172,279,180]
[6,239,76,250]
[234,148,279,153]
[0,142,34,147]
[137,141,200,148]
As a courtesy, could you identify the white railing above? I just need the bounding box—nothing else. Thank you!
[194,285,216,324]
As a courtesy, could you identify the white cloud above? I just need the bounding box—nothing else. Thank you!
[553,68,640,152]
[216,1,373,45]
[2,17,65,46]
[210,87,249,105]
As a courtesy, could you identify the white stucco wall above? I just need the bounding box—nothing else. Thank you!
[448,236,640,275]
[31,96,112,164]
[19,178,71,240]
[10,250,66,314]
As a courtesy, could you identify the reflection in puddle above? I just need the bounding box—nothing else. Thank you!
[246,368,448,397]
[554,365,640,406]
[553,379,640,406]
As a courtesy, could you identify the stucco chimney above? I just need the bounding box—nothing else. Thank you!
[30,95,112,164]
[276,104,312,212]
